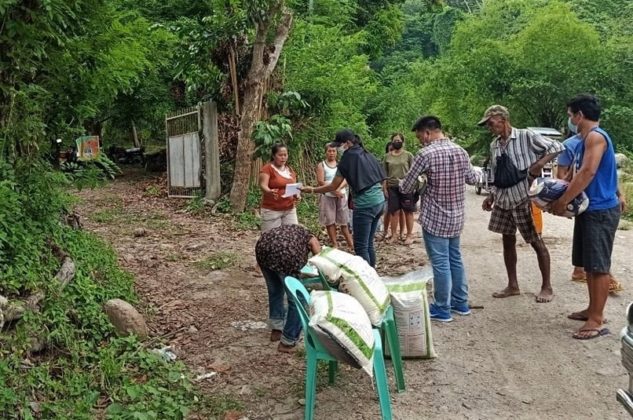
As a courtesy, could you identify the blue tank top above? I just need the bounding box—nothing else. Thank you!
[577,127,619,212]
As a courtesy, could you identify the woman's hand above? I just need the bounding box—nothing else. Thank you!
[271,189,280,200]
[300,186,314,194]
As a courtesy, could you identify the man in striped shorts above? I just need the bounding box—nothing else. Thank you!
[478,105,564,303]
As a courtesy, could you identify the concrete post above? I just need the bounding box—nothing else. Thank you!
[202,101,221,201]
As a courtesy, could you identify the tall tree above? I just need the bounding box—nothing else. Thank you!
[229,1,293,212]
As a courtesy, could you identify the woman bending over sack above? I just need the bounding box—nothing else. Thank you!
[255,224,321,353]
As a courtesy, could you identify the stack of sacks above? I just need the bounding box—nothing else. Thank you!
[383,267,437,359]
[309,290,375,377]
[309,247,390,326]
[529,177,589,217]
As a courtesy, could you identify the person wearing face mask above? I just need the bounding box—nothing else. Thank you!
[383,133,417,245]
[556,117,624,294]
[302,129,387,267]
[478,105,563,304]
[550,95,623,339]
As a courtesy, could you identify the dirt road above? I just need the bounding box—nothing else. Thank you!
[76,172,631,419]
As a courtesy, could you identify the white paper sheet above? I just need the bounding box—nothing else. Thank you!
[282,182,302,197]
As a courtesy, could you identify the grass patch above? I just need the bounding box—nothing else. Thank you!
[203,393,244,418]
[92,206,124,223]
[143,185,162,197]
[194,251,238,271]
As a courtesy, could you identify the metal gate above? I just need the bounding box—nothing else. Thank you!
[166,105,203,198]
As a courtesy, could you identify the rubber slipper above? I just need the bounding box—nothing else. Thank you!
[572,327,610,340]
[567,312,608,323]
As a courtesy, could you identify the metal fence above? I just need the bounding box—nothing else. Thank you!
[165,106,203,198]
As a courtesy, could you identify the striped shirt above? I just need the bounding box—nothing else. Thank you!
[400,139,478,238]
[490,128,564,209]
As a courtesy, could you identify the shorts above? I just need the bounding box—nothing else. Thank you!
[387,186,418,213]
[488,199,539,243]
[260,207,298,232]
[319,194,350,226]
[572,205,620,273]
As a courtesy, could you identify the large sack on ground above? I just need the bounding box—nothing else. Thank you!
[309,290,375,377]
[104,299,149,339]
[311,247,390,325]
[383,268,437,359]
[528,177,589,217]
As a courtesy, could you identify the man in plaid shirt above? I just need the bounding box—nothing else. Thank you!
[400,115,479,322]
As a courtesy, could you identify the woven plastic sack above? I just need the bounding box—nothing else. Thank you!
[382,267,437,359]
[312,248,390,325]
[528,177,589,217]
[309,290,375,377]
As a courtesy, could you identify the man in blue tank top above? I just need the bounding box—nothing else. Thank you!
[551,94,621,340]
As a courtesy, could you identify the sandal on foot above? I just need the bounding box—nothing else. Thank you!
[403,236,414,246]
[567,312,608,323]
[572,327,610,340]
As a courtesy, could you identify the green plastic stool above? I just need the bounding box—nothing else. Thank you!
[300,264,405,392]
[379,305,405,392]
[284,277,393,420]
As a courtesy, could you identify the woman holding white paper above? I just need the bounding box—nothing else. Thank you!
[258,143,300,232]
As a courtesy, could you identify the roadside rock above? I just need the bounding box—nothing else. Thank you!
[104,299,149,339]
[133,228,147,237]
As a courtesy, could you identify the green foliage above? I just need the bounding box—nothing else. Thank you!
[252,115,293,160]
[61,155,123,190]
[0,159,201,417]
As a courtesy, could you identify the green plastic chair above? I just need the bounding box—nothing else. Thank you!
[284,276,393,420]
[299,264,405,392]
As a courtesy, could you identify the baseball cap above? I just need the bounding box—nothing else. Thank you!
[477,105,509,126]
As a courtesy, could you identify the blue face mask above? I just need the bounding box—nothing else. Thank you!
[567,117,578,135]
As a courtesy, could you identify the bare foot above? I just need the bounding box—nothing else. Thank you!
[492,287,520,298]
[385,236,396,245]
[270,330,282,342]
[403,235,414,246]
[535,287,553,303]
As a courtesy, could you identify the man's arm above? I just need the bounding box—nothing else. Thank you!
[550,131,606,215]
[527,131,564,175]
[399,153,427,194]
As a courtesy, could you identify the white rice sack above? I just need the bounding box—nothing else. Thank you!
[311,248,391,325]
[528,177,589,217]
[308,247,354,283]
[309,290,375,377]
[383,267,437,359]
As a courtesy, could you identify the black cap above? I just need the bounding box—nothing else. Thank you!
[331,129,356,146]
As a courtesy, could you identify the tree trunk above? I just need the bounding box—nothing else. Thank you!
[229,7,293,212]
[132,120,140,148]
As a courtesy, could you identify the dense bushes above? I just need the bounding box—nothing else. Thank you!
[0,160,198,418]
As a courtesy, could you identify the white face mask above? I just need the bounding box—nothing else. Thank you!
[337,144,347,153]
[567,117,578,134]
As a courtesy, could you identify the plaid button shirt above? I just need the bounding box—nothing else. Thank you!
[489,128,564,209]
[400,139,478,238]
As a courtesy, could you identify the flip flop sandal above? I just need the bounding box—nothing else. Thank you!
[572,327,610,340]
[567,312,608,323]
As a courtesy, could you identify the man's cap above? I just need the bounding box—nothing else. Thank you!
[331,129,356,146]
[477,105,509,126]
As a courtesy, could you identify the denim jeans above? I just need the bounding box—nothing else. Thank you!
[423,230,469,312]
[261,266,302,346]
[353,202,384,267]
